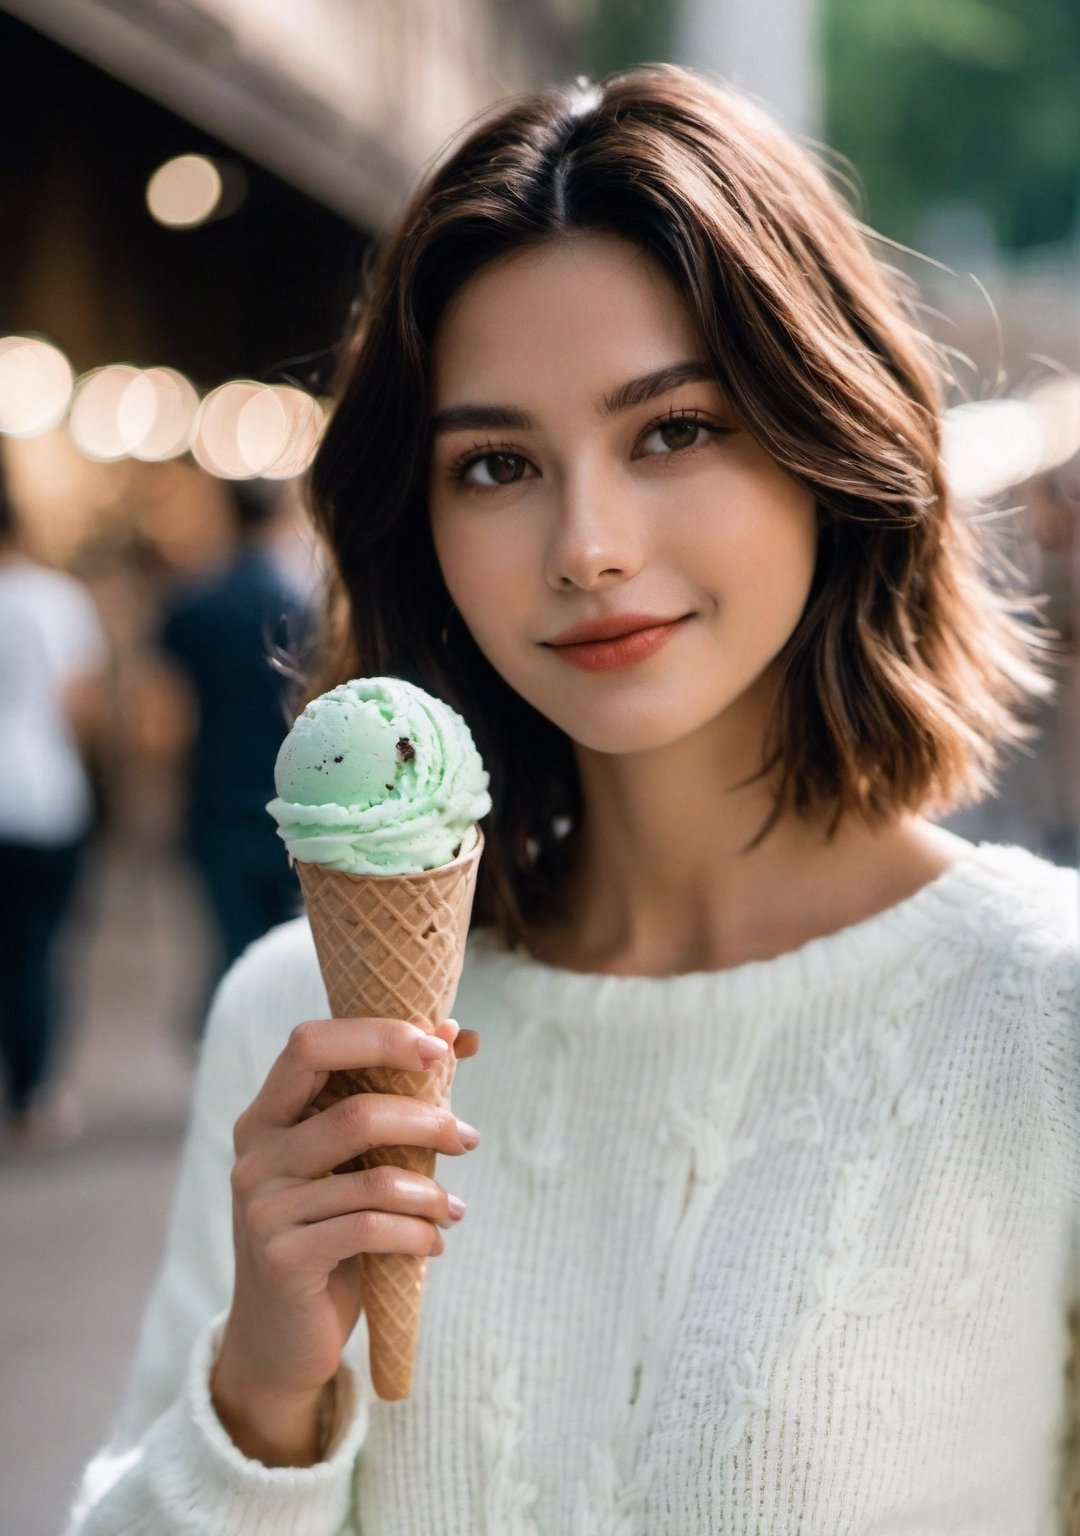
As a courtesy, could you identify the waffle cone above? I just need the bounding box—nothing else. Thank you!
[294,832,483,1401]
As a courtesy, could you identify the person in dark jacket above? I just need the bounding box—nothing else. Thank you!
[158,482,312,1011]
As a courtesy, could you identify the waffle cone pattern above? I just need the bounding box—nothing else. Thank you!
[295,832,483,1401]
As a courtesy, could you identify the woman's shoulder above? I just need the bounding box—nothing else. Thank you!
[947,846,1076,1065]
[955,840,1077,958]
[209,915,510,1056]
[944,842,1076,1010]
[177,917,329,1142]
[210,914,515,1043]
[208,914,329,1054]
[972,847,1080,1202]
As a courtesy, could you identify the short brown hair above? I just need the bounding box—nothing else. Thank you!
[308,63,1055,945]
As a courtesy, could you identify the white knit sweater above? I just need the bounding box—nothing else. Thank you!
[67,840,1079,1536]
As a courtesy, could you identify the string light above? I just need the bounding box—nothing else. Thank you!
[240,384,327,479]
[146,155,224,229]
[192,380,267,478]
[0,336,74,436]
[18,333,1073,496]
[117,367,200,460]
[68,365,142,461]
[0,334,323,480]
[191,380,327,479]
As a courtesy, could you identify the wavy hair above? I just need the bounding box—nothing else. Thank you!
[308,64,1054,945]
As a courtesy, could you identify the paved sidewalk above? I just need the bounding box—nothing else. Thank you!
[1,836,208,1536]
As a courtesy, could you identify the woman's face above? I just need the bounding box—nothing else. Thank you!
[428,232,818,756]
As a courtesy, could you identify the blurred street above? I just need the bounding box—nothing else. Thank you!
[0,833,205,1536]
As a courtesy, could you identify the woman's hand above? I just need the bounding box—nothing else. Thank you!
[210,1016,480,1466]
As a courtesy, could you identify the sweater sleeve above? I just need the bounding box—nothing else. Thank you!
[63,937,369,1536]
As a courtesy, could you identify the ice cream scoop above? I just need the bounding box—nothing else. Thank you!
[268,676,491,875]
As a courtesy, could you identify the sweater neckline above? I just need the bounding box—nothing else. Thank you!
[468,839,1031,1023]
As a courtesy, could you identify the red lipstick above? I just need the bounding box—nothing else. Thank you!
[543,613,690,673]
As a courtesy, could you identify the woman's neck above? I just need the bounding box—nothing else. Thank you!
[524,728,967,977]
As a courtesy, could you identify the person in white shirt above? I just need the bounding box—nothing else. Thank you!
[69,66,1079,1534]
[0,455,109,1148]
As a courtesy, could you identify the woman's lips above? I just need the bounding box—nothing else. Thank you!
[545,616,690,672]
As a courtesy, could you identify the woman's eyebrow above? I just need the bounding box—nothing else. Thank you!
[429,359,718,437]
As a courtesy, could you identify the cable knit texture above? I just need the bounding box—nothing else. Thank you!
[66,841,1079,1535]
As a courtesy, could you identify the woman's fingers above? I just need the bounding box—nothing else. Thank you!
[267,1209,445,1284]
[247,1167,465,1238]
[240,1016,457,1133]
[254,1090,479,1183]
[453,1028,480,1061]
[430,1017,480,1060]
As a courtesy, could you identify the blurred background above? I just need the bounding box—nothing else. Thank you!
[0,3,1076,1532]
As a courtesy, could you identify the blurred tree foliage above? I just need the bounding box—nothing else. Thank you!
[580,0,674,76]
[824,0,1080,251]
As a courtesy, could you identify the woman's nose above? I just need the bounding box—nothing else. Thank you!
[544,467,644,592]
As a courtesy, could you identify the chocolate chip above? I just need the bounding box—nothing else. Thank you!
[396,736,416,762]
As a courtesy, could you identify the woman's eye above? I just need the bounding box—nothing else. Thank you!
[460,452,529,489]
[641,416,714,456]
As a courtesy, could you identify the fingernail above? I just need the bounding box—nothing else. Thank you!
[417,1036,449,1066]
[447,1194,467,1221]
[455,1118,481,1150]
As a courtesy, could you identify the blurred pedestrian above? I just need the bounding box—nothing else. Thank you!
[155,480,312,1017]
[0,454,109,1150]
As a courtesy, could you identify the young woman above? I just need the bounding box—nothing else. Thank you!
[69,65,1078,1535]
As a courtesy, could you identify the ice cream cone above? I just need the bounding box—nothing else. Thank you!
[295,831,483,1400]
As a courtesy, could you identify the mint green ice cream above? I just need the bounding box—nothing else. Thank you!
[267,677,491,875]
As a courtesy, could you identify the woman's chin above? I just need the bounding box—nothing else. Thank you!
[546,705,725,758]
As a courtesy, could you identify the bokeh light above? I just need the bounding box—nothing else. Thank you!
[191,380,265,478]
[68,365,141,461]
[193,381,325,479]
[942,386,1080,503]
[146,154,223,229]
[1025,377,1080,473]
[0,336,75,437]
[240,385,326,479]
[234,386,290,477]
[117,367,200,461]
